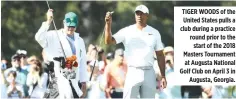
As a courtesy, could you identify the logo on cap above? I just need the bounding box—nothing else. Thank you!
[70,18,74,21]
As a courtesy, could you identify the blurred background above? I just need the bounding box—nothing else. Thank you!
[1,1,236,99]
[2,1,235,60]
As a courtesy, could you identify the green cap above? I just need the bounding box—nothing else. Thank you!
[64,12,78,27]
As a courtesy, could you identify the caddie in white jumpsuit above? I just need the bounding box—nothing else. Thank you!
[35,9,88,98]
[104,5,167,99]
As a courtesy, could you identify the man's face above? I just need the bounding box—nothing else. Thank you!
[115,55,124,63]
[11,59,20,68]
[65,26,76,35]
[135,11,148,25]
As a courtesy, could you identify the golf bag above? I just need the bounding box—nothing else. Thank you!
[43,57,79,98]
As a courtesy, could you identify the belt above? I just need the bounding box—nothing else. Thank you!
[112,88,123,92]
[129,66,153,70]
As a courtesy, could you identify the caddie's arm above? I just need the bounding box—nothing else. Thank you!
[35,9,53,48]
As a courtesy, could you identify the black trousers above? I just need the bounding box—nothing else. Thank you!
[181,86,202,98]
[111,91,123,98]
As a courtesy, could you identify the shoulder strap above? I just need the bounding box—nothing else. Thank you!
[29,82,38,97]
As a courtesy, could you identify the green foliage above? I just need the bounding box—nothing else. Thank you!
[2,1,234,60]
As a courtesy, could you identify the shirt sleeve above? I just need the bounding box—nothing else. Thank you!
[40,73,49,88]
[112,27,127,44]
[78,39,89,82]
[155,30,164,51]
[35,22,51,48]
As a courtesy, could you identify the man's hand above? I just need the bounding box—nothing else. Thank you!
[105,87,112,99]
[80,82,87,98]
[160,77,167,89]
[46,9,53,25]
[105,11,113,24]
